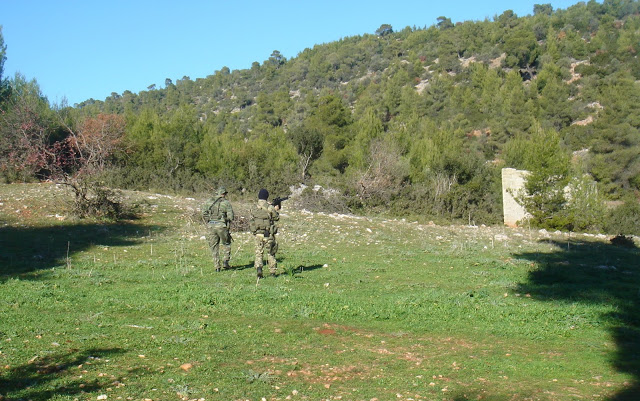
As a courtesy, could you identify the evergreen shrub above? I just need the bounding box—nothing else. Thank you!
[604,197,640,236]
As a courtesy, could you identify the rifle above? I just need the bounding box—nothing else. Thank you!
[272,196,289,209]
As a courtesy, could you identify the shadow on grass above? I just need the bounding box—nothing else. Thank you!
[294,263,324,273]
[229,262,255,271]
[0,222,163,279]
[279,262,324,278]
[0,347,124,401]
[515,238,640,401]
[227,255,325,277]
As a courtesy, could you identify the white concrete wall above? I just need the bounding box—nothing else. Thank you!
[502,168,530,227]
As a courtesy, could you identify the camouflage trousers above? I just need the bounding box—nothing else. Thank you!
[254,233,278,274]
[206,222,231,270]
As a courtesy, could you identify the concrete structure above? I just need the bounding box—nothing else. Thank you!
[502,168,530,227]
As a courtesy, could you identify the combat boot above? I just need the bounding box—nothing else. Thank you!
[223,260,231,270]
[257,267,263,279]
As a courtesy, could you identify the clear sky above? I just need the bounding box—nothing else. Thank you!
[2,0,589,106]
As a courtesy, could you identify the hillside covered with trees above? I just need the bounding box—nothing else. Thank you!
[1,0,640,233]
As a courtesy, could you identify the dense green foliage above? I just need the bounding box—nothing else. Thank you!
[1,1,640,230]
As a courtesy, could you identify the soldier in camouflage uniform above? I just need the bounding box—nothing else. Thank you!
[202,187,234,272]
[249,188,279,278]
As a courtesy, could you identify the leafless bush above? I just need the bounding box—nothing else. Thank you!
[354,139,409,205]
[293,186,350,214]
[67,181,138,220]
[230,203,251,232]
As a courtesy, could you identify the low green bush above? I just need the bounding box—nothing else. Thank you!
[604,197,640,236]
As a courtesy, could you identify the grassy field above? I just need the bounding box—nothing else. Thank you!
[1,182,639,401]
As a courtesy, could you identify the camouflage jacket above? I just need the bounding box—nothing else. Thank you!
[202,196,234,225]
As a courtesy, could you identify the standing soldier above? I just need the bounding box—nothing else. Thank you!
[202,187,234,272]
[249,188,280,278]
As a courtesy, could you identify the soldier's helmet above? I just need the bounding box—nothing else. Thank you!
[216,187,228,196]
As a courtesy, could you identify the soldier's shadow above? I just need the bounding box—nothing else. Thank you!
[231,262,255,271]
[229,261,324,276]
[280,263,324,278]
[291,264,324,273]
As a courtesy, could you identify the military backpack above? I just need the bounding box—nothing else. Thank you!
[204,198,225,223]
[250,205,271,235]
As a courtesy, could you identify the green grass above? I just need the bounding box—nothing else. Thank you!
[1,183,639,400]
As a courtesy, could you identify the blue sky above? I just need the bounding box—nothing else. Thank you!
[2,0,588,106]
